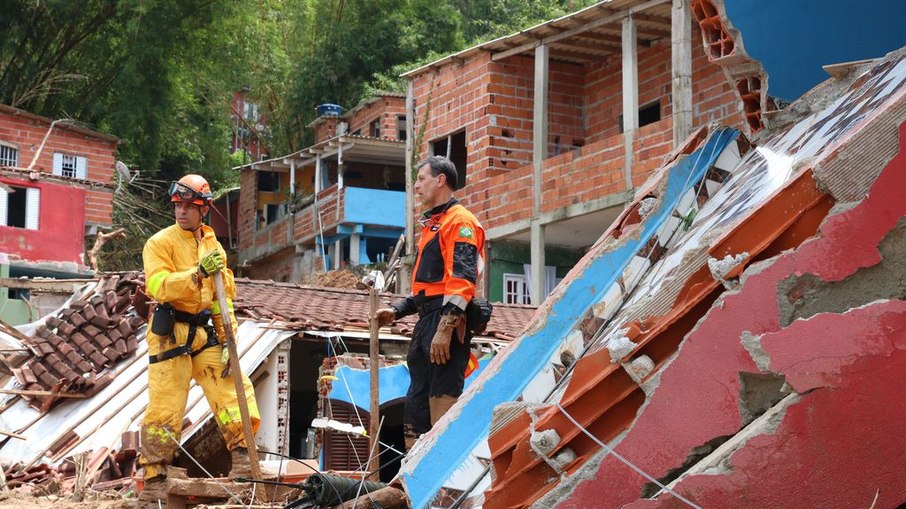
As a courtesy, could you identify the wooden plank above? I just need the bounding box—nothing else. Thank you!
[622,14,639,191]
[0,388,88,398]
[0,277,93,292]
[368,287,381,480]
[213,273,263,483]
[492,0,670,61]
[671,0,693,147]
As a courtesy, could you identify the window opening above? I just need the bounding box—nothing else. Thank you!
[0,144,18,167]
[397,115,407,141]
[429,130,467,189]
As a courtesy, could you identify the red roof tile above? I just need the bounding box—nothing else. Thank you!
[233,278,536,341]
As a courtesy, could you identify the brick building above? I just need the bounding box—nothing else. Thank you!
[0,104,118,323]
[229,90,269,162]
[236,93,407,281]
[402,0,754,304]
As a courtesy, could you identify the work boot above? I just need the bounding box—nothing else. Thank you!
[429,395,458,425]
[138,475,167,503]
[228,447,253,480]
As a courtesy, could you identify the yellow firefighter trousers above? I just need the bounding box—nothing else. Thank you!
[140,322,259,480]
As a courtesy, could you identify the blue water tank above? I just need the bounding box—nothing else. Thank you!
[315,103,343,117]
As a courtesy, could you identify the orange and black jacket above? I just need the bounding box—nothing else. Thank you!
[393,198,485,317]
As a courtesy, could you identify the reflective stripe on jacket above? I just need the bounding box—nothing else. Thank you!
[412,201,485,310]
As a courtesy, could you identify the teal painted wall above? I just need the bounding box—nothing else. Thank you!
[488,241,583,303]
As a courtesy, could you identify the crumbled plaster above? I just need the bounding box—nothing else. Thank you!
[529,431,631,509]
[707,252,749,290]
[530,428,561,457]
[661,393,801,490]
[624,355,655,384]
[776,217,906,327]
[638,197,659,218]
[606,329,636,361]
[739,331,770,370]
[737,371,789,426]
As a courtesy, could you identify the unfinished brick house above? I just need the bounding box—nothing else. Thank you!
[402,0,755,305]
[236,93,407,282]
[0,104,118,323]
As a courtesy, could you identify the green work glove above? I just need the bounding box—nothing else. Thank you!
[199,250,224,277]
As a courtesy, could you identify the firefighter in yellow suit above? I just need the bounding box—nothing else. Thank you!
[139,174,259,502]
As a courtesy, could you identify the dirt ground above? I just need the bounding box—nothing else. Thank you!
[0,491,134,508]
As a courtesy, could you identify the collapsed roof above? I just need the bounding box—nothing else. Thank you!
[399,48,906,509]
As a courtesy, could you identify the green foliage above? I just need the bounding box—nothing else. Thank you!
[0,0,597,271]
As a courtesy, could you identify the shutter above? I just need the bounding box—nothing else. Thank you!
[75,156,87,179]
[0,188,7,226]
[322,400,370,472]
[52,153,63,176]
[25,187,39,230]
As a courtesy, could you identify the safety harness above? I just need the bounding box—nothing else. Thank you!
[148,305,221,364]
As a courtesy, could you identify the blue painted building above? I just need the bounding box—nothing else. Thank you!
[235,94,408,281]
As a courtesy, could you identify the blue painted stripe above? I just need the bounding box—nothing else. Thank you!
[402,128,739,506]
[330,364,411,408]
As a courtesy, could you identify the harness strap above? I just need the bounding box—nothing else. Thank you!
[148,308,218,365]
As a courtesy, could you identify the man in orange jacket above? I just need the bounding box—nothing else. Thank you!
[375,156,485,450]
[139,174,260,502]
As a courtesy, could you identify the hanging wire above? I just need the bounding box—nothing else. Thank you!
[448,128,736,507]
[555,403,703,509]
[162,428,248,506]
[351,415,385,508]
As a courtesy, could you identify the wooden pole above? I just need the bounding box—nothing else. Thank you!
[213,272,262,482]
[367,287,381,480]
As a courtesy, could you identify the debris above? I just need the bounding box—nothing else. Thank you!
[606,329,637,362]
[530,429,561,457]
[637,197,659,217]
[707,252,749,289]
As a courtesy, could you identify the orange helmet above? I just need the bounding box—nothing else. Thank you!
[169,174,212,206]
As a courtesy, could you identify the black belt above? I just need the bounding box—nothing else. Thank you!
[414,294,443,317]
[149,309,219,364]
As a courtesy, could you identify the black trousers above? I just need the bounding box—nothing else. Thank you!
[405,307,472,436]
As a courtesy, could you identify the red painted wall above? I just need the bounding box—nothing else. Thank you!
[0,176,87,264]
[0,106,116,228]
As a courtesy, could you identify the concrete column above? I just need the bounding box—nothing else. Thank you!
[531,43,549,306]
[622,15,639,191]
[530,222,545,305]
[350,232,361,265]
[672,0,693,148]
[401,80,416,294]
[289,158,296,195]
[315,155,323,193]
[332,239,342,270]
[338,144,345,190]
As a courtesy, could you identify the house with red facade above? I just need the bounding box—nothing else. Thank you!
[401,0,758,305]
[0,104,118,322]
[236,93,407,282]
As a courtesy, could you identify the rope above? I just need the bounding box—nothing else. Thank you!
[555,403,703,509]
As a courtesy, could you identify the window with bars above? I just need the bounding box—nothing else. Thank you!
[503,273,530,305]
[0,185,40,230]
[52,153,87,179]
[0,144,18,167]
